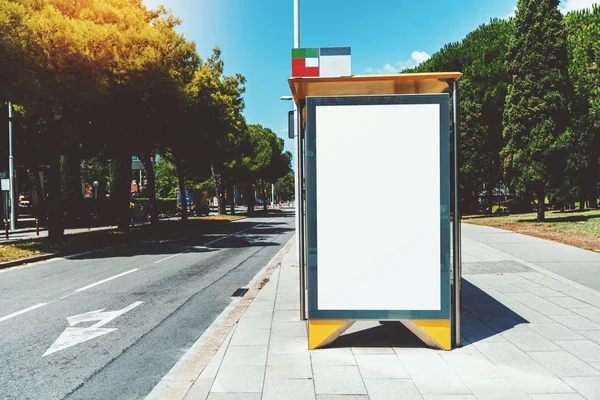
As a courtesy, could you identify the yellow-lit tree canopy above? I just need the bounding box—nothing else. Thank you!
[0,0,291,241]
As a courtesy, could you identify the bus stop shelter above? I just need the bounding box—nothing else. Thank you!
[288,72,462,350]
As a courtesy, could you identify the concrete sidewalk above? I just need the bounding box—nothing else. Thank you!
[163,225,600,400]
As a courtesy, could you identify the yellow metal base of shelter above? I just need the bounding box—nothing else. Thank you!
[307,319,451,351]
[401,319,451,350]
[308,320,356,350]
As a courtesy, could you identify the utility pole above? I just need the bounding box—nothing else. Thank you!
[293,0,300,262]
[8,101,15,231]
[293,0,307,321]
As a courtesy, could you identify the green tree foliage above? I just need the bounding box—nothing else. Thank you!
[565,6,600,209]
[189,48,247,215]
[274,172,295,202]
[502,0,572,221]
[241,124,291,213]
[459,19,513,214]
[408,1,600,215]
[1,0,290,237]
[409,19,513,214]
[155,156,178,199]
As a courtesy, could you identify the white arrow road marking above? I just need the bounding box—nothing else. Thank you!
[43,301,143,357]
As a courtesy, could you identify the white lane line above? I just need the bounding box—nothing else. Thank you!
[75,269,139,292]
[154,251,190,264]
[156,224,263,261]
[203,225,262,246]
[0,303,48,323]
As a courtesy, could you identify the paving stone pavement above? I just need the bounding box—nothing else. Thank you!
[179,224,600,400]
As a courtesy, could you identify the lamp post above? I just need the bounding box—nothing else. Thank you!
[8,102,15,231]
[93,181,99,200]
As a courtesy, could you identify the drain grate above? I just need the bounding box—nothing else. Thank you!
[232,288,249,297]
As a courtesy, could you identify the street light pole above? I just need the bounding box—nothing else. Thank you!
[8,101,15,231]
[293,0,300,264]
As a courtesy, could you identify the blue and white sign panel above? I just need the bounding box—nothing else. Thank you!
[305,94,451,320]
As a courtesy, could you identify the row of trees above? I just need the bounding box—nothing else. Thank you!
[408,0,599,221]
[0,0,291,241]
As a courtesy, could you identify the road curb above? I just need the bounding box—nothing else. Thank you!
[151,235,295,400]
[0,253,59,269]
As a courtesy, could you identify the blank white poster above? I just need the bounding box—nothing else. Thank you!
[315,103,441,311]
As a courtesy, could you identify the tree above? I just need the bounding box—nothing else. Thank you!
[189,48,247,215]
[459,19,513,214]
[502,0,572,221]
[274,172,295,202]
[241,124,291,213]
[0,0,184,238]
[565,6,600,209]
[408,19,513,214]
[17,0,127,240]
[155,156,179,198]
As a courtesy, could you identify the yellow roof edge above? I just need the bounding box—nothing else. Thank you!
[288,72,462,103]
[288,72,462,82]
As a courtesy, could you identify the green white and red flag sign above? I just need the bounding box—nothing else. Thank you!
[292,47,351,78]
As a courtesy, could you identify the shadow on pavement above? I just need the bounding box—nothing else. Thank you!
[328,321,427,349]
[461,279,528,344]
[68,216,293,260]
[322,279,528,349]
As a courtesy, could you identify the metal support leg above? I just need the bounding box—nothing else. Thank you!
[297,107,307,321]
[452,79,462,347]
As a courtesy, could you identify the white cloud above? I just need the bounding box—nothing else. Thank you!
[560,0,598,13]
[411,51,430,64]
[504,5,517,19]
[505,0,596,17]
[381,63,399,73]
[365,50,431,74]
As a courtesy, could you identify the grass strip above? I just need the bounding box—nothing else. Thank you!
[464,209,600,253]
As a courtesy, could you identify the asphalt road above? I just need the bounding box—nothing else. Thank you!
[0,211,295,400]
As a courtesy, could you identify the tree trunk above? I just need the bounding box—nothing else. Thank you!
[61,146,83,225]
[112,153,132,231]
[48,132,64,243]
[29,169,46,222]
[228,184,235,215]
[487,179,494,214]
[175,155,187,221]
[589,156,599,209]
[536,186,545,222]
[246,182,255,215]
[579,181,586,211]
[257,181,266,212]
[210,163,226,215]
[140,153,158,226]
[263,182,268,211]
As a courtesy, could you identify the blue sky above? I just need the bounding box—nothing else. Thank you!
[143,0,597,155]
